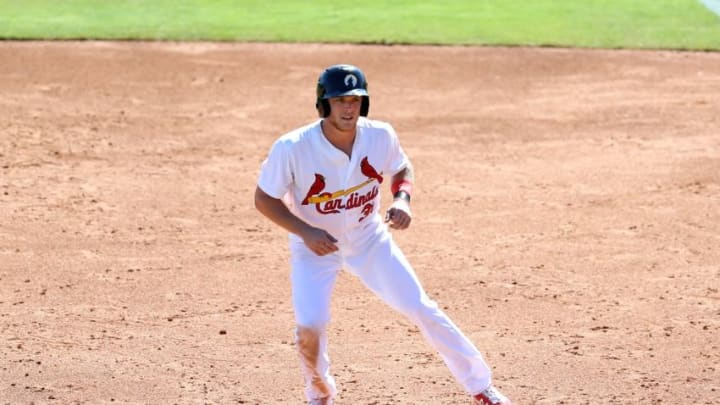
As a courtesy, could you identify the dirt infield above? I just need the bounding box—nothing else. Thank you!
[1,41,719,404]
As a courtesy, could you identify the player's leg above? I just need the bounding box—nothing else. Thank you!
[344,231,492,395]
[290,241,342,402]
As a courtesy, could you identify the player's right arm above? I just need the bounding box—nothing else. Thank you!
[254,186,338,256]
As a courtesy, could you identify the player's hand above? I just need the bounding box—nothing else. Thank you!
[300,227,339,256]
[384,199,412,230]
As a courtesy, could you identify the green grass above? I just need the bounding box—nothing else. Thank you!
[1,0,719,50]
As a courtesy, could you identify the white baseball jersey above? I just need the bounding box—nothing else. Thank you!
[257,117,409,241]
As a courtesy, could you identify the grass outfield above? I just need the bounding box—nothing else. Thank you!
[0,0,719,50]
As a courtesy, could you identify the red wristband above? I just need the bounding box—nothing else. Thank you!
[391,179,413,196]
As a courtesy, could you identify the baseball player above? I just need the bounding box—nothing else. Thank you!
[254,64,512,405]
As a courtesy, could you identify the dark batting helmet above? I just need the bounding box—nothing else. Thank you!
[316,64,369,117]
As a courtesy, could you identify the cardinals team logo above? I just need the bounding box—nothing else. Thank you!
[360,156,383,184]
[301,173,326,205]
[301,156,382,220]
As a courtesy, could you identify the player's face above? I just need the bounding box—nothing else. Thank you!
[325,95,362,134]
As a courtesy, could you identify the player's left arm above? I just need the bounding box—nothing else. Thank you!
[384,161,414,230]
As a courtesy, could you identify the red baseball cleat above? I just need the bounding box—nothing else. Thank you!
[472,385,512,405]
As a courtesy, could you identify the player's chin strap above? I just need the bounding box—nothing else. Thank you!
[391,179,412,203]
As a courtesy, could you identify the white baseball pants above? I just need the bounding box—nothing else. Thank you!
[289,226,492,401]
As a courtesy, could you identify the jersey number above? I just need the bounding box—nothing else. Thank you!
[358,203,373,222]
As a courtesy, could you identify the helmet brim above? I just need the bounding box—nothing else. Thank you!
[323,88,368,99]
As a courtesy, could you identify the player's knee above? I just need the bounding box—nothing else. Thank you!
[296,324,319,340]
[395,295,440,322]
[296,324,328,346]
[295,325,323,361]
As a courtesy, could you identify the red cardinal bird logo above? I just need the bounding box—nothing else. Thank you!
[302,173,326,205]
[360,157,383,184]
